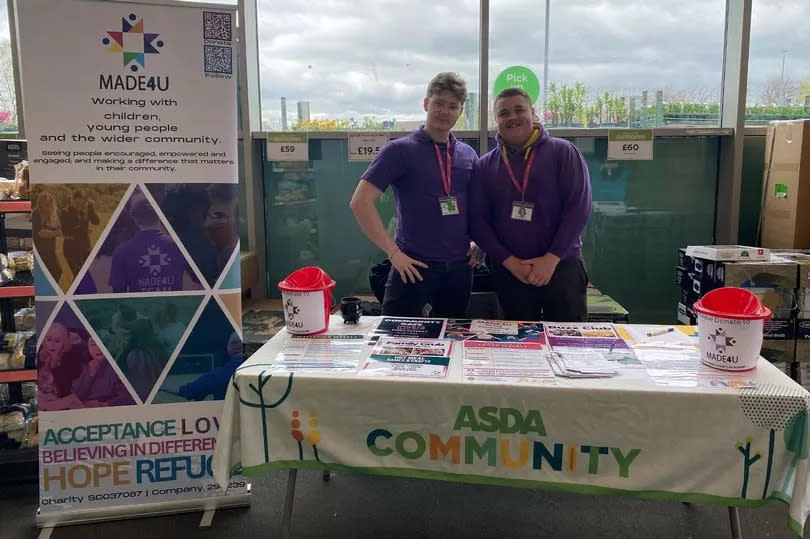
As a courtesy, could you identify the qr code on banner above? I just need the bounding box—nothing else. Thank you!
[204,45,232,75]
[203,11,232,42]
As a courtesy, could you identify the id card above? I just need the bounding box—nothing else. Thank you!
[439,196,460,216]
[511,201,534,221]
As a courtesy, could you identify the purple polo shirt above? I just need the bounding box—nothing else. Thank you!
[109,229,189,292]
[361,126,478,262]
[470,127,592,264]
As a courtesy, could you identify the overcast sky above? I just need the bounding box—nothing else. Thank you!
[1,1,806,128]
[255,0,810,128]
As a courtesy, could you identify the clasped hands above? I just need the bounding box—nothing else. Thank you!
[504,253,560,286]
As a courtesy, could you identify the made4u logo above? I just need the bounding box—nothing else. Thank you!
[102,13,164,72]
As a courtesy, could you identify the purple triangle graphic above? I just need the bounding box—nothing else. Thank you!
[144,33,160,54]
[35,301,58,339]
[121,17,132,32]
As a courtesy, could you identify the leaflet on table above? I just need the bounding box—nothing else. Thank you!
[462,341,554,384]
[618,324,695,345]
[632,344,757,389]
[545,322,639,369]
[369,317,447,344]
[360,337,452,379]
[548,350,618,377]
[270,334,365,372]
[445,319,545,342]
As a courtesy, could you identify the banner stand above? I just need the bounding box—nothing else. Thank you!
[18,0,251,526]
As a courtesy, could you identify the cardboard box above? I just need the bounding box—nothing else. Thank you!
[714,256,798,312]
[764,319,796,340]
[677,302,697,325]
[761,338,796,363]
[685,245,770,261]
[677,248,691,269]
[680,284,701,310]
[761,120,810,249]
[675,265,688,288]
[797,340,810,363]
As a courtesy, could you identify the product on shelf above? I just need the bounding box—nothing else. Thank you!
[0,332,35,371]
[6,251,32,272]
[0,403,36,450]
[13,160,28,200]
[13,307,34,332]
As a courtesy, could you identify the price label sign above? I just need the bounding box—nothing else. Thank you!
[348,133,388,162]
[267,132,309,161]
[607,129,653,161]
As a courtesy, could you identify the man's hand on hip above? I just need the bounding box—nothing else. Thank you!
[520,253,560,286]
[503,255,531,284]
[390,250,428,284]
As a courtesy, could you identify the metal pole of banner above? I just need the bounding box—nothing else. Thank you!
[728,506,742,539]
[478,0,489,154]
[281,469,298,539]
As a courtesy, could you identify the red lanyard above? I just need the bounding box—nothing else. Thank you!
[433,142,453,196]
[503,148,536,200]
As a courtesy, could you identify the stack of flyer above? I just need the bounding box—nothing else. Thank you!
[545,323,635,378]
[360,336,453,379]
[270,334,365,372]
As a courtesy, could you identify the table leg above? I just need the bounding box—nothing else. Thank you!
[728,506,742,539]
[281,470,297,539]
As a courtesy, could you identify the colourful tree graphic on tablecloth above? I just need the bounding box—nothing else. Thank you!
[234,367,293,463]
[735,438,761,498]
[291,409,321,461]
[781,410,810,495]
[739,389,809,499]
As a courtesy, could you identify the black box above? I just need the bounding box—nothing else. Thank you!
[798,319,810,340]
[677,248,692,269]
[764,319,796,340]
[675,265,688,288]
[677,302,697,325]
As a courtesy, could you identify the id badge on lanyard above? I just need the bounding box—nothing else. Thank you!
[504,148,537,222]
[511,201,534,221]
[434,142,458,216]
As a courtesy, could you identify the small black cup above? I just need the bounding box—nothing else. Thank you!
[340,296,362,324]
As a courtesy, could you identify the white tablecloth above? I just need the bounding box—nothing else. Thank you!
[214,316,810,535]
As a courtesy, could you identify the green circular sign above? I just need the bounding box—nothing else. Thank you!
[493,66,541,104]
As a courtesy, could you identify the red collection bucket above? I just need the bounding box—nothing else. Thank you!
[278,266,336,335]
[693,287,772,371]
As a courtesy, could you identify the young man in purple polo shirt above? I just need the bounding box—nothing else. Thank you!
[350,72,481,317]
[471,88,592,322]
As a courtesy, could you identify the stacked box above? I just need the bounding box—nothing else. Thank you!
[776,251,810,363]
[761,119,810,250]
[675,248,799,364]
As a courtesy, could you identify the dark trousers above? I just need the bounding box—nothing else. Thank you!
[492,255,588,322]
[382,260,472,318]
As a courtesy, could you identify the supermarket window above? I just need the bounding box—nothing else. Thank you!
[489,0,726,128]
[745,1,810,124]
[0,3,17,133]
[256,1,480,131]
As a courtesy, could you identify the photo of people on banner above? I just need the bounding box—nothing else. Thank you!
[32,184,128,292]
[37,302,135,411]
[146,183,240,288]
[32,183,240,295]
